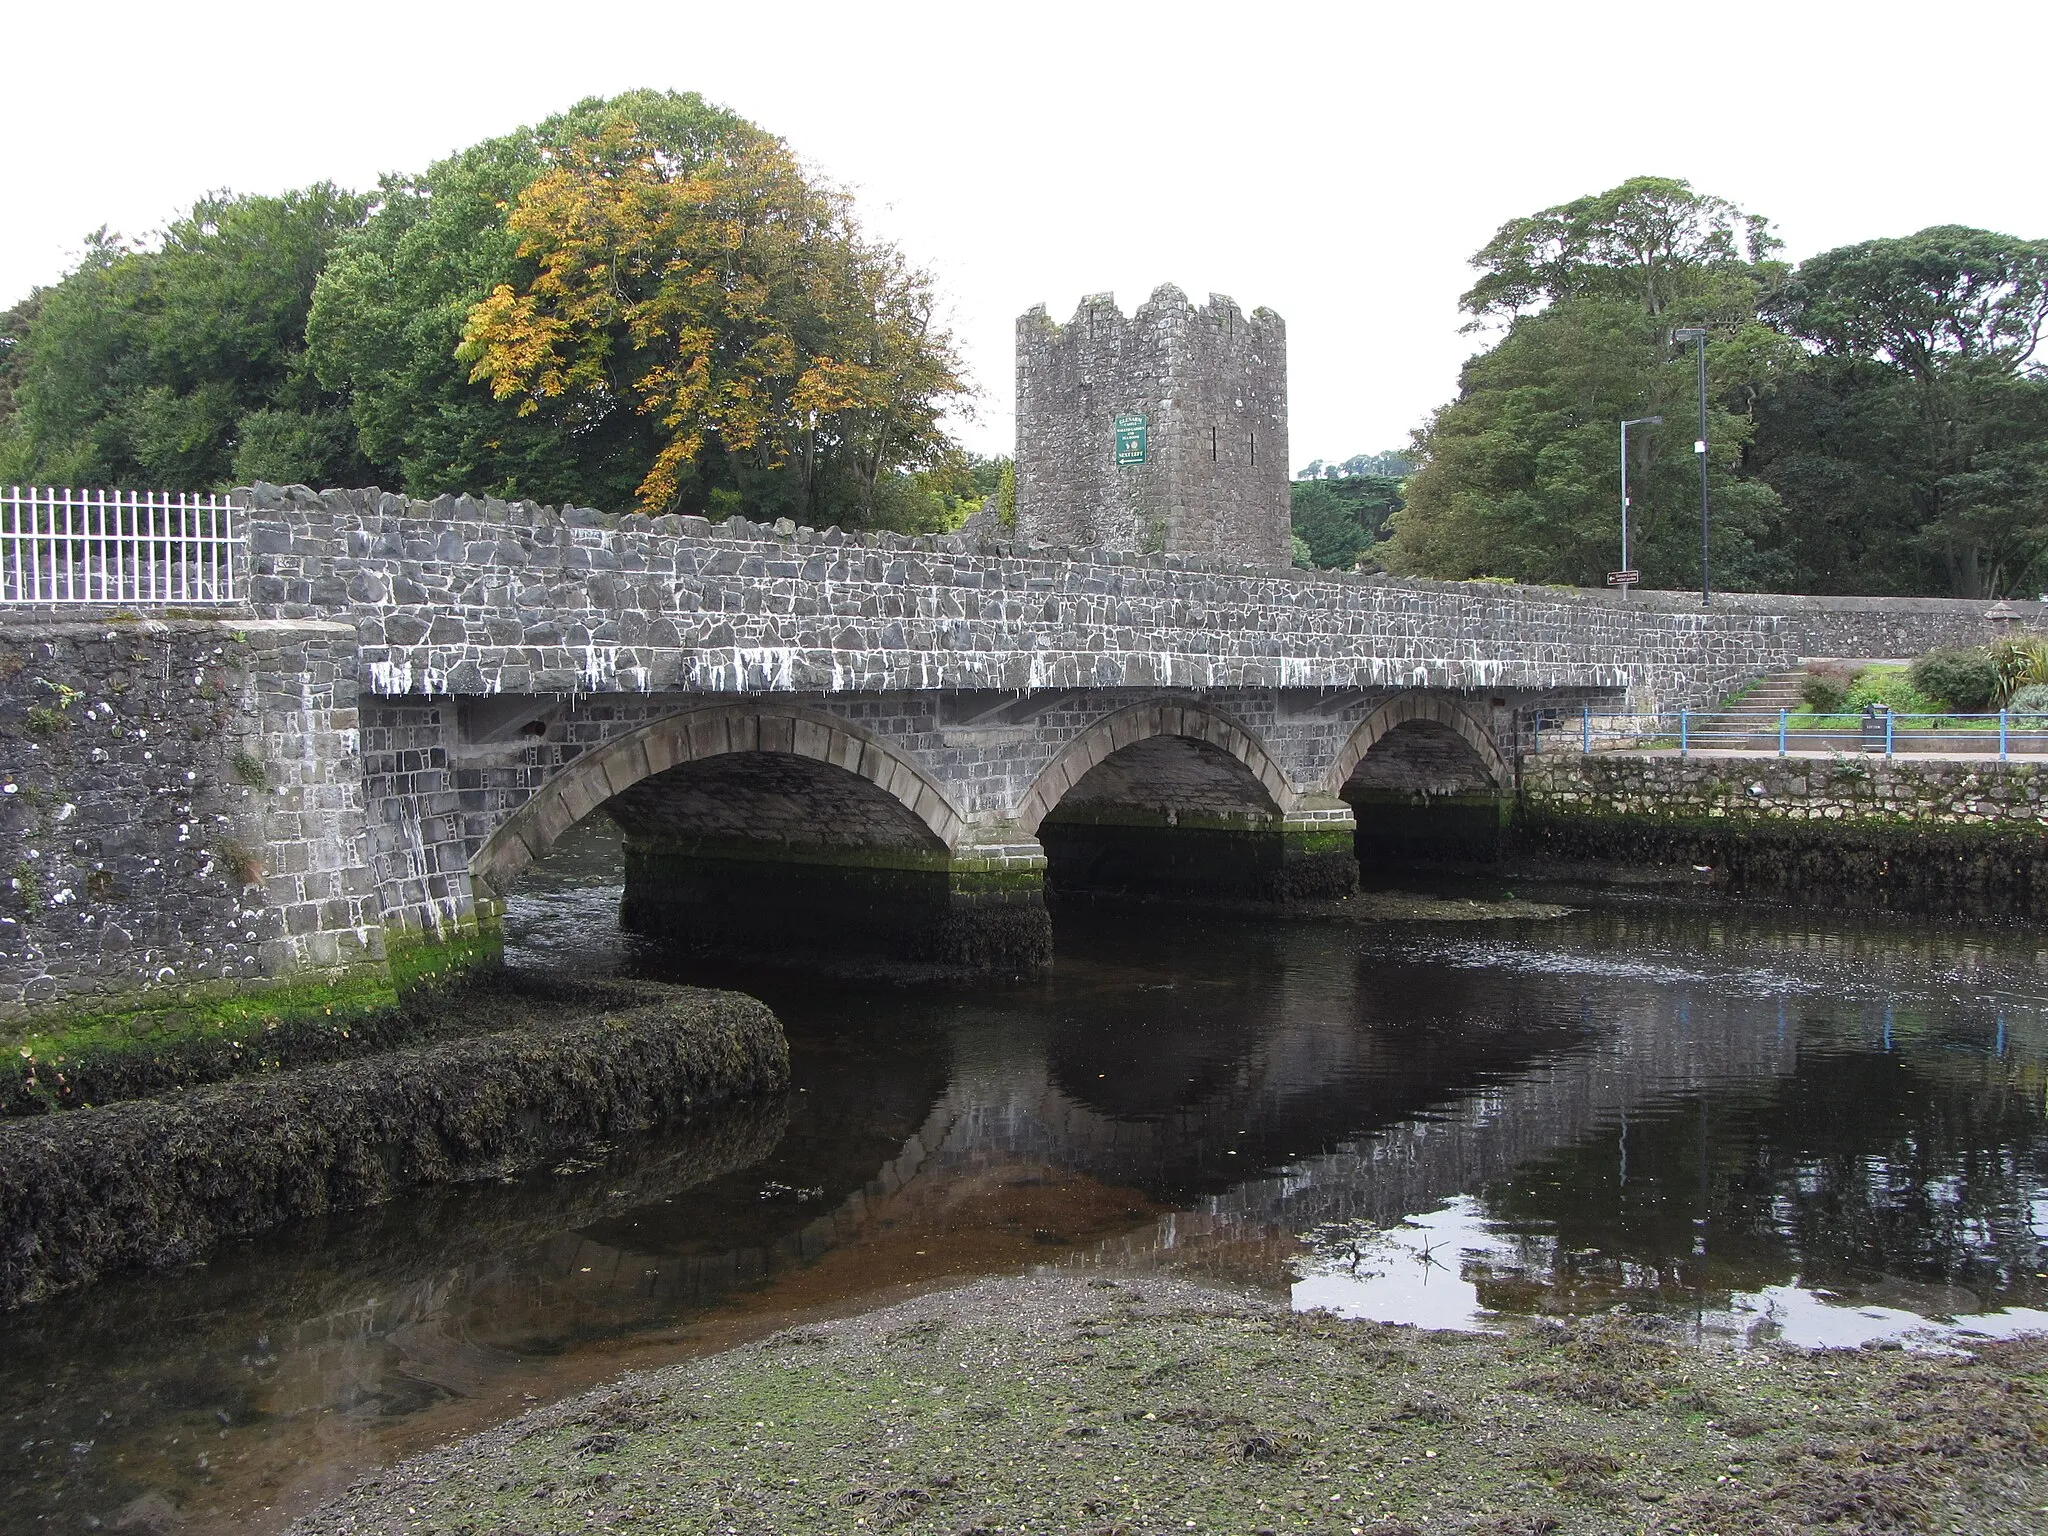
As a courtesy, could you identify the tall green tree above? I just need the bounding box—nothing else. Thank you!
[0,187,370,489]
[1290,473,1404,568]
[1384,177,1797,589]
[305,92,755,509]
[1752,227,2048,596]
[310,88,964,524]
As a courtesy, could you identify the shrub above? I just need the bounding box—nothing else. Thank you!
[1798,660,1865,716]
[1992,636,2048,703]
[1911,648,2001,711]
[2008,683,2048,723]
[1800,675,1847,713]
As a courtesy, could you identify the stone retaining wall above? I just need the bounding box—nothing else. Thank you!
[1516,751,2048,918]
[1522,751,2048,832]
[0,617,384,1023]
[0,977,787,1307]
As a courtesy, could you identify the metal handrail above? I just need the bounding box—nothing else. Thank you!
[1534,706,2048,762]
[1,486,243,605]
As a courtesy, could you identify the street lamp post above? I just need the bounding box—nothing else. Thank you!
[1619,415,1662,600]
[1672,327,1710,606]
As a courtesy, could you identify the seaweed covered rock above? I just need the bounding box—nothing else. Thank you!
[8,998,445,1117]
[0,975,788,1308]
[7,968,687,1118]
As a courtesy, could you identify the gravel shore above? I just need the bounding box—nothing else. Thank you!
[293,1270,2048,1536]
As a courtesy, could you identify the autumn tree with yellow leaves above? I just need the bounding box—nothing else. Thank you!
[458,113,965,522]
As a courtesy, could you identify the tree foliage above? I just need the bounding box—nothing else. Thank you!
[1774,227,2048,379]
[456,111,963,518]
[1461,176,1780,323]
[1297,449,1413,480]
[0,187,370,489]
[306,91,771,511]
[1752,227,2048,596]
[1290,473,1403,569]
[0,92,972,530]
[1385,178,1795,589]
[1388,178,2048,598]
[3,92,971,529]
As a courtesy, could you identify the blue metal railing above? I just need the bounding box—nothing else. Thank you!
[1536,708,2048,761]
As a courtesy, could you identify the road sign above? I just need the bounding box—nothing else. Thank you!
[1113,414,1147,466]
[1607,570,1640,588]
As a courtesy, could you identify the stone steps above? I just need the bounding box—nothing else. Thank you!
[1694,668,1812,731]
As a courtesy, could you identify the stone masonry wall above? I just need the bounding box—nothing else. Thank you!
[242,485,1788,713]
[1015,288,1289,564]
[1522,751,2048,834]
[1600,590,2046,661]
[1517,750,2048,919]
[0,618,383,1022]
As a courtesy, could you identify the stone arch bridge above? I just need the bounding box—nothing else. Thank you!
[223,486,1785,978]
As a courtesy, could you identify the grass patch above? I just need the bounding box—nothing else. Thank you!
[4,914,506,1113]
[4,970,405,1114]
[386,918,504,994]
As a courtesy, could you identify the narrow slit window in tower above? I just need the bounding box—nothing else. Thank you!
[1250,430,1257,466]
[1210,425,1218,461]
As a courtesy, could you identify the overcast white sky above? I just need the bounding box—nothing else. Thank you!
[6,0,2043,472]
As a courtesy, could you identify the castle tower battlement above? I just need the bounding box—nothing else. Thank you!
[1015,285,1289,564]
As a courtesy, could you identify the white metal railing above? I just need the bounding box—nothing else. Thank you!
[1,486,243,605]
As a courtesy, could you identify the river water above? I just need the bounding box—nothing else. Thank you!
[4,823,2046,1532]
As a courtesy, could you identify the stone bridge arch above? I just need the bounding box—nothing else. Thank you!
[1016,699,1351,902]
[1324,690,1507,797]
[469,703,965,901]
[1017,699,1297,835]
[1328,690,1509,863]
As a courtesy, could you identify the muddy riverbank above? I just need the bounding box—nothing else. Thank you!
[9,825,2048,1534]
[295,1270,2048,1536]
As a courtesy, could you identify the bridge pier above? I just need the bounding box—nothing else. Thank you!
[1040,804,1358,904]
[617,835,1050,976]
[1347,789,1511,867]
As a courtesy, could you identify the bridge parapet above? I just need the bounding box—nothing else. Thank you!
[240,485,1789,711]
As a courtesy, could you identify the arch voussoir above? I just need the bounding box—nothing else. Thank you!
[1325,690,1507,797]
[468,703,966,899]
[642,724,684,776]
[1020,700,1297,834]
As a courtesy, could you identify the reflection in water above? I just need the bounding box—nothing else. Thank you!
[0,816,2044,1532]
[1293,1196,2048,1349]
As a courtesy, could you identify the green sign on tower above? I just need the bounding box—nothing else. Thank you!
[1113,414,1148,466]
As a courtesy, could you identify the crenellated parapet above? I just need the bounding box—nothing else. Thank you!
[1016,287,1289,563]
